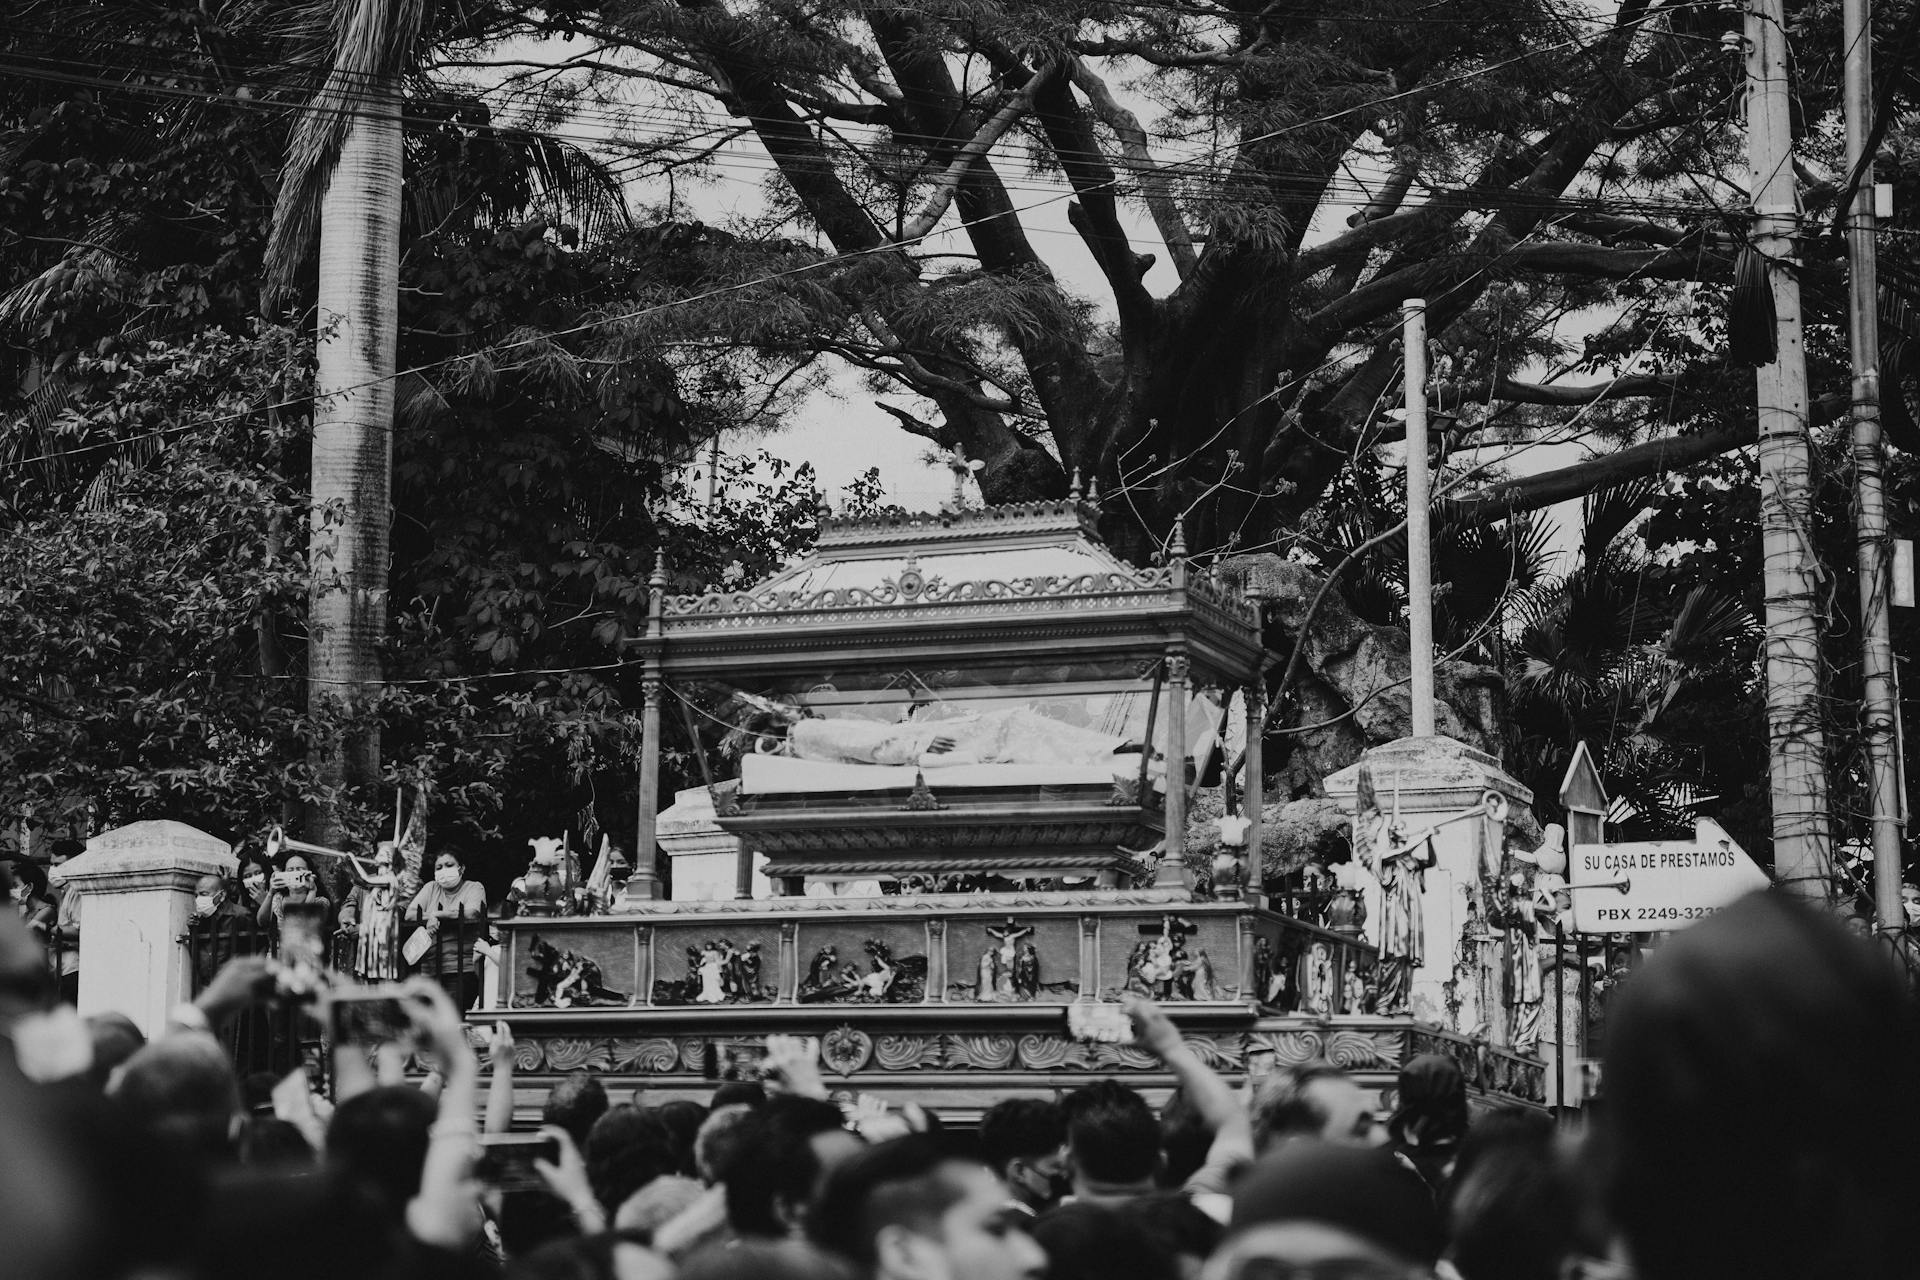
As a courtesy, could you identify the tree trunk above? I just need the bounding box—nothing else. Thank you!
[305,80,400,846]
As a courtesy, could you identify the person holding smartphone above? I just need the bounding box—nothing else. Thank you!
[255,849,333,947]
[404,847,490,1010]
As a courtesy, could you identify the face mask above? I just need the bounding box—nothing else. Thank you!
[244,874,266,896]
[434,867,463,891]
[9,883,29,904]
[193,893,220,918]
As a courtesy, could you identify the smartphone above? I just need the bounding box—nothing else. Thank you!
[1066,1000,1135,1045]
[279,901,328,971]
[477,1133,560,1193]
[328,984,413,1047]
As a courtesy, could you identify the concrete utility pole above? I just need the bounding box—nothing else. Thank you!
[1402,299,1437,739]
[1747,0,1833,900]
[1842,0,1907,928]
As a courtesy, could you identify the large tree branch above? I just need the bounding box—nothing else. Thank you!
[1439,393,1848,525]
[1445,372,1700,407]
[1023,65,1156,332]
[896,63,1056,243]
[1502,241,1733,281]
[1067,57,1198,279]
[1439,430,1748,525]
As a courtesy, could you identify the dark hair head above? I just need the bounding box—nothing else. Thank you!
[1445,1111,1571,1280]
[272,847,315,873]
[681,1239,859,1280]
[196,1165,398,1280]
[1157,1085,1211,1188]
[326,1084,437,1207]
[1229,1138,1444,1267]
[499,1189,581,1260]
[237,1116,317,1169]
[807,1135,977,1269]
[1127,1191,1223,1262]
[1388,1054,1468,1149]
[695,1103,757,1185]
[1603,891,1920,1280]
[7,859,49,898]
[49,839,84,861]
[108,1034,242,1163]
[656,1100,710,1179]
[83,1012,146,1092]
[1061,1079,1159,1187]
[978,1099,1066,1177]
[585,1104,680,1217]
[1249,1062,1351,1150]
[725,1094,857,1239]
[543,1073,611,1149]
[1032,1201,1178,1280]
[711,1080,767,1110]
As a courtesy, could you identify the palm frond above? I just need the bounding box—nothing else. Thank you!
[264,0,427,290]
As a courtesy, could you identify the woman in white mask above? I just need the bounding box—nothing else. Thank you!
[404,848,490,1009]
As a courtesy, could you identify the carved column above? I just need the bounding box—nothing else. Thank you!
[778,921,799,1005]
[626,550,668,902]
[927,918,948,1004]
[1244,680,1265,900]
[1077,916,1100,1001]
[633,925,653,1007]
[1154,652,1192,887]
[1236,913,1258,1005]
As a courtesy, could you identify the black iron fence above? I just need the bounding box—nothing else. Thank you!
[180,907,495,1079]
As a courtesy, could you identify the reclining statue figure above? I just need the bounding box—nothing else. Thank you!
[727,693,1148,771]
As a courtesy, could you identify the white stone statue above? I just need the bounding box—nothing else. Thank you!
[731,693,1144,770]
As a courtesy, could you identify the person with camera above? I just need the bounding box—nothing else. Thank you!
[405,848,491,1011]
[255,849,333,943]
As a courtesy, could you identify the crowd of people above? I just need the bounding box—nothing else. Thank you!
[7,841,496,1018]
[0,875,1916,1280]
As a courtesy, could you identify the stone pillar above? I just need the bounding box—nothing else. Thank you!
[50,820,236,1038]
[655,788,768,902]
[1326,737,1531,1035]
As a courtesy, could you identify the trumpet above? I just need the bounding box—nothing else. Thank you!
[264,825,353,865]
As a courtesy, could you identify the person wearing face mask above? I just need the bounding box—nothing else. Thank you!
[337,842,414,982]
[404,848,490,1009]
[187,872,259,992]
[235,854,273,914]
[6,860,57,943]
[255,850,333,943]
[979,1099,1071,1215]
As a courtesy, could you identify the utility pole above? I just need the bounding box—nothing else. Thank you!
[1747,0,1833,900]
[1402,299,1437,739]
[1843,0,1907,927]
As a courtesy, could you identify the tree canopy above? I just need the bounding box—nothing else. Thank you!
[2,0,1916,877]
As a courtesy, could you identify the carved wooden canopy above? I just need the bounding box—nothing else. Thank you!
[645,500,1266,685]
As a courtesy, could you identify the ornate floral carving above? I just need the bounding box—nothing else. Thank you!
[1014,1033,1084,1071]
[1089,1041,1160,1070]
[612,1039,682,1073]
[945,1034,1017,1070]
[875,1035,942,1071]
[543,1039,615,1072]
[1180,1036,1245,1071]
[821,1024,874,1076]
[1247,1029,1398,1071]
[511,1040,546,1071]
[901,773,943,812]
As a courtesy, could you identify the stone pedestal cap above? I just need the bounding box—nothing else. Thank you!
[51,820,237,892]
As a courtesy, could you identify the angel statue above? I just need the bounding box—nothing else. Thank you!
[1354,763,1431,1016]
[338,840,416,982]
[722,692,1150,772]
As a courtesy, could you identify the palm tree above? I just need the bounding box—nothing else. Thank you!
[266,0,427,845]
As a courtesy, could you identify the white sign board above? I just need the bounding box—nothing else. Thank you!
[1570,818,1768,934]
